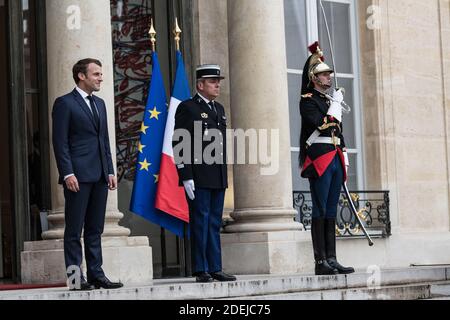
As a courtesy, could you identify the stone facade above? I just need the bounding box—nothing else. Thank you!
[18,0,450,283]
[354,0,450,268]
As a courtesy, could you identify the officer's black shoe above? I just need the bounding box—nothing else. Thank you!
[195,272,214,283]
[210,271,237,282]
[315,260,339,275]
[327,258,355,274]
[69,279,95,291]
[90,276,123,289]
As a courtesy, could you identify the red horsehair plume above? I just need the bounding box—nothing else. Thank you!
[308,41,325,62]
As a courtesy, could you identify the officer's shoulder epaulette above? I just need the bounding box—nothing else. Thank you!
[301,93,313,99]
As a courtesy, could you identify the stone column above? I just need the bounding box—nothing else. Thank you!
[192,0,234,219]
[221,0,308,275]
[21,0,152,285]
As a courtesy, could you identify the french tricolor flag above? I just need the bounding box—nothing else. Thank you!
[155,51,190,228]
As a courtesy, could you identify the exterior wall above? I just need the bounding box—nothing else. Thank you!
[14,0,450,280]
[340,0,450,269]
[359,0,450,234]
[439,0,450,231]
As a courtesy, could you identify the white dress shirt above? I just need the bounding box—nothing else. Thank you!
[75,86,98,115]
[197,92,215,110]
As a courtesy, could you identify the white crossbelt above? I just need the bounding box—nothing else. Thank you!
[306,130,321,146]
[313,137,340,145]
[306,130,341,146]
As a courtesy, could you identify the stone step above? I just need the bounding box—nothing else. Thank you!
[427,283,450,300]
[0,266,449,300]
[219,283,434,300]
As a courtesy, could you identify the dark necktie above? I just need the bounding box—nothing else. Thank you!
[208,101,217,115]
[87,96,100,128]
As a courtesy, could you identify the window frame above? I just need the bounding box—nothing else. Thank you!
[287,0,365,189]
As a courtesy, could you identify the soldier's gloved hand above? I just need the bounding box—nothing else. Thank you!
[327,88,344,122]
[183,179,195,200]
[327,101,342,123]
[343,151,350,177]
[332,88,344,103]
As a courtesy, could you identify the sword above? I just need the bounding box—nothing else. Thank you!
[318,0,371,245]
[319,0,351,114]
[319,0,338,88]
[342,183,374,246]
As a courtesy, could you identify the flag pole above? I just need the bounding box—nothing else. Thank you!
[173,17,182,51]
[173,16,191,276]
[149,18,157,52]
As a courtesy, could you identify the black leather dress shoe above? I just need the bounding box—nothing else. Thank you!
[195,272,214,283]
[90,276,123,289]
[210,271,237,282]
[70,279,95,291]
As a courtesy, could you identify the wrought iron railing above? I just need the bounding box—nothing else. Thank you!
[293,191,391,239]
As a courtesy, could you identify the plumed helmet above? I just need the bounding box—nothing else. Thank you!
[301,41,334,95]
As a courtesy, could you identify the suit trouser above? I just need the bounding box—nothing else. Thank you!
[189,188,225,274]
[63,180,108,281]
[309,154,344,219]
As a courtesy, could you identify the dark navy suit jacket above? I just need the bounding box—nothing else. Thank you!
[52,89,114,184]
[173,94,228,189]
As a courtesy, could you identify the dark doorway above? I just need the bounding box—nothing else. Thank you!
[1,0,49,282]
[23,0,51,242]
[0,0,14,280]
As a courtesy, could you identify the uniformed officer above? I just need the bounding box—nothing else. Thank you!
[299,42,355,275]
[173,64,236,283]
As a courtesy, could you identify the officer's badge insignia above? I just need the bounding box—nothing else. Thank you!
[201,113,208,119]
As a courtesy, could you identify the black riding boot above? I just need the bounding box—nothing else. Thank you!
[311,218,338,275]
[324,218,355,274]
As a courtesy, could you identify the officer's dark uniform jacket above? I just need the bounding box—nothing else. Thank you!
[173,93,228,189]
[299,89,347,181]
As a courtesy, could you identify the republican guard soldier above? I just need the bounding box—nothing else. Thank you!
[299,43,355,275]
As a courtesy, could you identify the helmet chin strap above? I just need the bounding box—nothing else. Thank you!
[313,75,332,91]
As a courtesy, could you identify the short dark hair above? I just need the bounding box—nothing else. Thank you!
[72,58,102,84]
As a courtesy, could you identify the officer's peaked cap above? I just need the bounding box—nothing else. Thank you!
[196,64,225,80]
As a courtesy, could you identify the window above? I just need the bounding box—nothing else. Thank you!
[284,0,364,190]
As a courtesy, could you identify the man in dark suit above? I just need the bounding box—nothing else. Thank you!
[52,58,123,290]
[173,64,236,283]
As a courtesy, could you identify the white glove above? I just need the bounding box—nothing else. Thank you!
[327,88,344,123]
[183,179,195,200]
[332,88,344,103]
[343,151,349,167]
[343,151,349,175]
[327,101,342,123]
